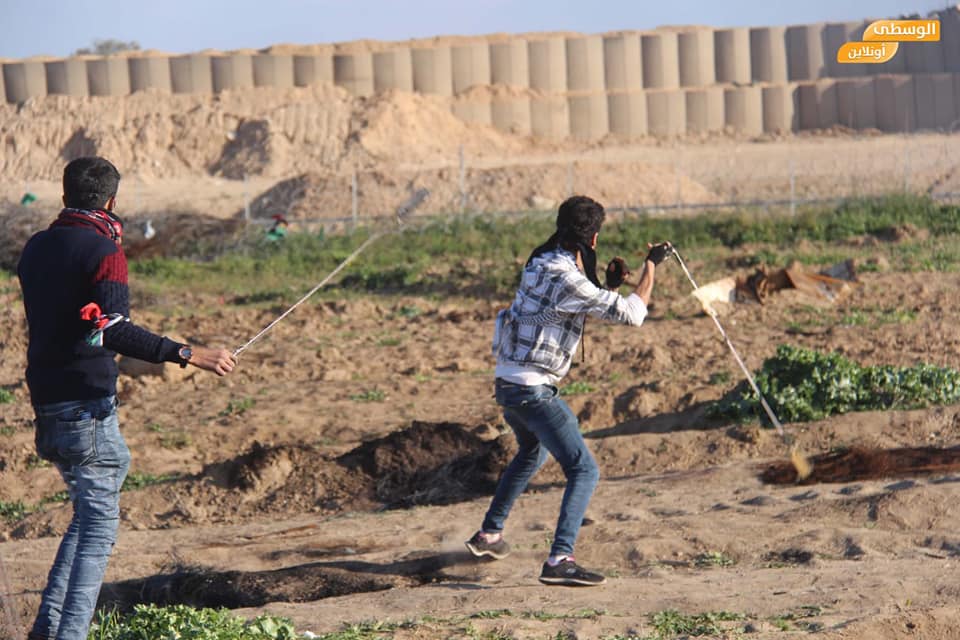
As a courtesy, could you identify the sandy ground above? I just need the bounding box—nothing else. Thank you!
[2,256,960,638]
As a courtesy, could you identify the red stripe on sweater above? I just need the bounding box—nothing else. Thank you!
[92,249,128,285]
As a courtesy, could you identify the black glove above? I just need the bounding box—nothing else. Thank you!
[645,242,673,266]
[605,257,631,289]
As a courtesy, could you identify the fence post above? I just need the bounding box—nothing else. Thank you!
[674,155,681,211]
[902,145,911,193]
[351,169,359,228]
[458,144,466,213]
[243,174,250,222]
[789,158,796,217]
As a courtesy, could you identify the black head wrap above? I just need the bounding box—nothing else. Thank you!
[526,196,605,288]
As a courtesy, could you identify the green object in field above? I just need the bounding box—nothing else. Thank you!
[20,192,37,205]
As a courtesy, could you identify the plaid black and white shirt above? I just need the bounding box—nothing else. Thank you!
[493,248,647,385]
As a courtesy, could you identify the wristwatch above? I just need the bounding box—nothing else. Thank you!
[178,345,193,369]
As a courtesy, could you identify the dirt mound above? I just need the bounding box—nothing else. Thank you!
[760,446,960,485]
[0,86,521,183]
[338,420,511,506]
[10,421,513,539]
[249,160,717,219]
[100,563,405,611]
[0,202,49,271]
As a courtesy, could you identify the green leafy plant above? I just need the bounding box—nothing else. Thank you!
[707,371,730,386]
[709,344,960,423]
[650,610,744,637]
[0,500,29,524]
[219,397,256,417]
[693,551,735,568]
[0,388,14,404]
[560,381,595,396]
[122,471,180,492]
[87,604,297,639]
[350,389,386,402]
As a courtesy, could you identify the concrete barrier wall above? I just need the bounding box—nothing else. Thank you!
[530,94,570,139]
[943,9,960,73]
[797,81,839,130]
[750,26,788,83]
[340,52,375,96]
[874,75,915,132]
[786,23,825,81]
[253,54,295,89]
[333,52,374,96]
[685,87,724,133]
[452,43,491,93]
[642,32,680,89]
[835,78,876,129]
[566,36,605,92]
[646,89,685,135]
[129,57,172,93]
[955,74,960,125]
[761,84,798,133]
[608,91,647,138]
[491,94,532,135]
[724,85,763,134]
[87,58,130,96]
[567,92,609,140]
[528,38,567,92]
[171,55,213,93]
[603,33,642,91]
[212,55,254,92]
[293,54,334,87]
[412,47,453,95]
[45,59,88,96]
[452,95,493,126]
[678,30,715,87]
[914,73,956,131]
[903,41,945,75]
[490,40,529,87]
[3,61,46,102]
[714,28,750,84]
[373,49,413,92]
[823,22,858,78]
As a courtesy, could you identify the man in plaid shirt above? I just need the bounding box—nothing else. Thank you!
[466,195,671,586]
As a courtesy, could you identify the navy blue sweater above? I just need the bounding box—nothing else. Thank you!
[18,209,185,405]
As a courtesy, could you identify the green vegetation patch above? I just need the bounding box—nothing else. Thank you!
[709,344,960,423]
[88,604,298,639]
[121,195,960,301]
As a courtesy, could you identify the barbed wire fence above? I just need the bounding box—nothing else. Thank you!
[215,133,960,235]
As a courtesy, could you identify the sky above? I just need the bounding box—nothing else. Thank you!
[0,0,950,59]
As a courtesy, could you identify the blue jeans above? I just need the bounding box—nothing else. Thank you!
[482,379,600,557]
[30,396,130,640]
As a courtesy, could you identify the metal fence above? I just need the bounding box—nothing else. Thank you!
[218,132,960,233]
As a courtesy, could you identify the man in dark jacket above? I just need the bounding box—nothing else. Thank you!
[17,157,237,640]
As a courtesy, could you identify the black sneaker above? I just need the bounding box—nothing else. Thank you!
[465,531,511,559]
[538,558,607,586]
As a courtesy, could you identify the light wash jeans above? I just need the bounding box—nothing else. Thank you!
[482,379,600,557]
[29,396,129,640]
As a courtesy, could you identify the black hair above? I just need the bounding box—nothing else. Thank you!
[63,157,121,210]
[527,195,606,287]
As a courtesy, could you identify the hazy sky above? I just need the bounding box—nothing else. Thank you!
[0,0,949,59]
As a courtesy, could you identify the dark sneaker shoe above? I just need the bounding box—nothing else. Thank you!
[539,558,607,586]
[465,531,511,559]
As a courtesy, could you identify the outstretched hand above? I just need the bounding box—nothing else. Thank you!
[645,242,674,266]
[187,347,237,376]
